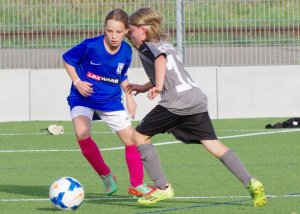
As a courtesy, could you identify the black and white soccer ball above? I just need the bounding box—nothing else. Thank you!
[49,177,84,211]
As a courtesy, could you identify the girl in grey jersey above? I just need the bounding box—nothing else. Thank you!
[139,40,208,115]
[127,7,266,206]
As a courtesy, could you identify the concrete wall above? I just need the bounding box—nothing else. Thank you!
[1,65,299,122]
[217,66,300,118]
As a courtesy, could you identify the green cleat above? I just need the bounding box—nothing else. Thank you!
[137,184,174,205]
[102,173,118,196]
[247,178,267,206]
[128,184,154,198]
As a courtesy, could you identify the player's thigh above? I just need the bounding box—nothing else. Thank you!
[201,139,229,158]
[116,125,135,146]
[132,130,152,146]
[71,106,93,140]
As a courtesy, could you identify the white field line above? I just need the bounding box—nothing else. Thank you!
[1,194,299,202]
[1,129,300,203]
[0,128,299,153]
[0,131,113,136]
[0,128,298,136]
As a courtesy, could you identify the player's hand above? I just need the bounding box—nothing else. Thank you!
[126,83,146,96]
[147,87,161,100]
[126,94,137,119]
[75,80,93,97]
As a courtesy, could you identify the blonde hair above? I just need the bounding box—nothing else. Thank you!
[129,7,169,42]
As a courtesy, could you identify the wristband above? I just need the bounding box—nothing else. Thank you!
[73,78,81,86]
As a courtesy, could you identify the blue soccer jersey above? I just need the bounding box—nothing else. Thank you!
[63,35,132,111]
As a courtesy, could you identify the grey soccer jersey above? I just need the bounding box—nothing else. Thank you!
[138,40,208,115]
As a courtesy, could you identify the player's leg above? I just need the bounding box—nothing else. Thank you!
[202,139,253,186]
[117,127,153,197]
[174,111,255,187]
[133,132,168,189]
[172,111,266,206]
[71,106,116,195]
[131,106,179,204]
[197,112,266,206]
[202,139,266,206]
[98,110,152,197]
[133,131,174,204]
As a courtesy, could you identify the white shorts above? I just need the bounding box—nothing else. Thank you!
[70,106,131,132]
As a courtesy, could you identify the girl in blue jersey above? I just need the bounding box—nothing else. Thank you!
[62,9,151,197]
[126,7,266,206]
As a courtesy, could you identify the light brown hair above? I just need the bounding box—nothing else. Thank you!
[105,8,129,28]
[129,7,169,42]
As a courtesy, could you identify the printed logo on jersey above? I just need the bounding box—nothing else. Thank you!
[141,47,148,53]
[116,63,125,76]
[158,43,175,53]
[87,71,119,84]
[90,60,102,66]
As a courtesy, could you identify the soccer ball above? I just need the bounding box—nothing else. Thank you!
[49,177,84,211]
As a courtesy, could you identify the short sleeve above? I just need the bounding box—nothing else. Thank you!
[62,41,88,67]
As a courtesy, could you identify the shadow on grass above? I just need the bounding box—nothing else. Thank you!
[83,193,252,211]
[83,192,151,208]
[132,199,253,214]
[36,207,57,212]
[0,184,49,198]
[0,185,253,213]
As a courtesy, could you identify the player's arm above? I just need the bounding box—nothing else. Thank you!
[63,61,80,85]
[126,81,153,95]
[121,79,137,119]
[63,61,93,97]
[148,55,166,100]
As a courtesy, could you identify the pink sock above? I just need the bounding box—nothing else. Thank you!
[125,145,144,188]
[78,137,110,177]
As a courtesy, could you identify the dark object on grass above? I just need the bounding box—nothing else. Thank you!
[265,118,300,129]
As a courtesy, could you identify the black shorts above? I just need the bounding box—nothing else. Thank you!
[136,105,218,144]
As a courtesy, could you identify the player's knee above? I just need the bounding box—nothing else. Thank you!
[131,131,151,146]
[131,131,138,145]
[75,129,90,141]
